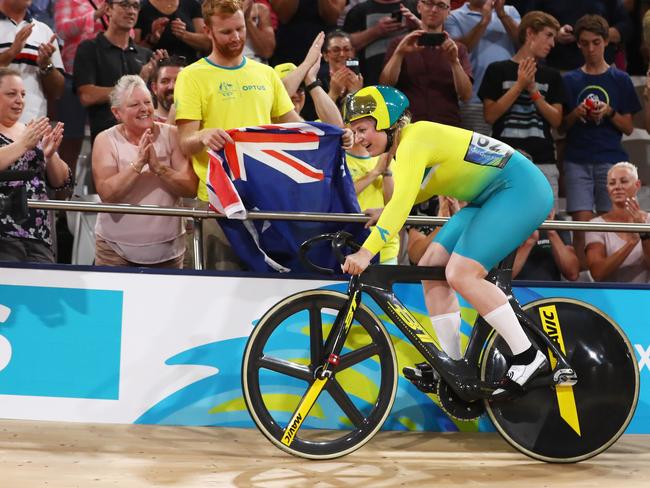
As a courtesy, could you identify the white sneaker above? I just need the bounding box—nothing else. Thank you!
[493,350,547,396]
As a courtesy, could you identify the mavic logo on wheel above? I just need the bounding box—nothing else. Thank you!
[282,413,303,446]
[539,305,581,436]
[635,344,650,372]
[281,377,328,447]
[387,302,435,344]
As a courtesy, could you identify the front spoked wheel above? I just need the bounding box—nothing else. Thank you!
[242,290,398,459]
[481,298,640,462]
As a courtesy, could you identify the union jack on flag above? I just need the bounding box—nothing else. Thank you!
[206,122,365,273]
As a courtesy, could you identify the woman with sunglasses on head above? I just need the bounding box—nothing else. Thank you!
[342,85,553,396]
[585,162,650,283]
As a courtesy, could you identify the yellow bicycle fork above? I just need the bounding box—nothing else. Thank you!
[281,289,360,447]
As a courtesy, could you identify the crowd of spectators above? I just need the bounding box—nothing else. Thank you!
[1,0,650,283]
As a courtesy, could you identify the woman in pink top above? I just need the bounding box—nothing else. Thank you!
[585,162,650,283]
[92,75,198,268]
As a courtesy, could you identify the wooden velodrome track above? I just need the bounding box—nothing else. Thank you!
[0,421,648,487]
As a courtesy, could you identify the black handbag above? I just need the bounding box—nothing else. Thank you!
[0,170,35,225]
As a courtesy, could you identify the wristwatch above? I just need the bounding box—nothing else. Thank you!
[305,80,322,92]
[39,63,54,76]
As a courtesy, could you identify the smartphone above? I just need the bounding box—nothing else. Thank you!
[345,58,360,75]
[390,10,402,22]
[417,32,447,47]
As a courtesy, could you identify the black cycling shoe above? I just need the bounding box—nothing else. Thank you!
[403,362,439,394]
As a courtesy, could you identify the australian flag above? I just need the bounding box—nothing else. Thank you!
[206,122,366,273]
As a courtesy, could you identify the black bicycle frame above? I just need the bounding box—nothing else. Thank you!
[322,256,574,402]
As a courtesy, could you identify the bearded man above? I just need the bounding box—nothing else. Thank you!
[150,56,185,122]
[174,0,302,270]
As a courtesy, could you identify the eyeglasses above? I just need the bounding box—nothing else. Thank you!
[419,0,450,10]
[327,46,354,55]
[111,1,141,11]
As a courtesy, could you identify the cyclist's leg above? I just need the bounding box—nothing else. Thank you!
[449,155,553,391]
[420,206,480,360]
[446,253,532,352]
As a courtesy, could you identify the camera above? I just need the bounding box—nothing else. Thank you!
[417,32,447,47]
[391,10,402,22]
[0,170,32,224]
[345,58,360,75]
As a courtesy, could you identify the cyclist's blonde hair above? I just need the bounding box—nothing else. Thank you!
[609,162,639,180]
[202,0,242,24]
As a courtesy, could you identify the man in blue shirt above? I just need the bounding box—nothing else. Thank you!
[562,14,641,266]
[445,0,520,135]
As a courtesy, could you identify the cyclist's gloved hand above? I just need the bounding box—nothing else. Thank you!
[342,247,374,275]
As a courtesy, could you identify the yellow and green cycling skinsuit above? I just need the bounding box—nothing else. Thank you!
[362,121,553,270]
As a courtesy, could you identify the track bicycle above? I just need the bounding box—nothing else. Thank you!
[242,231,640,462]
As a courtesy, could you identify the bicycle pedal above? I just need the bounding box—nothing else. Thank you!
[554,368,578,386]
[403,363,438,394]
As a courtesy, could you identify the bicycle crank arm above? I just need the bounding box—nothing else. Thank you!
[280,377,329,447]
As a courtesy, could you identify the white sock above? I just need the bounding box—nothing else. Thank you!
[483,302,531,355]
[430,312,462,360]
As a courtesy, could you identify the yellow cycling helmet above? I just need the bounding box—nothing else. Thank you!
[343,85,409,131]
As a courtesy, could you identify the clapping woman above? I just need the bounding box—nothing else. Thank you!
[0,68,72,263]
[585,162,650,282]
[92,75,198,268]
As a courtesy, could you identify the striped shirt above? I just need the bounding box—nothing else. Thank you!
[0,10,64,122]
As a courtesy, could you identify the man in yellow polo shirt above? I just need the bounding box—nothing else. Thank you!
[175,0,301,270]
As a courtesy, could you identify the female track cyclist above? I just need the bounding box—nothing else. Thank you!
[342,85,553,396]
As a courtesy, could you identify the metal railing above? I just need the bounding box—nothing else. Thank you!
[28,199,650,271]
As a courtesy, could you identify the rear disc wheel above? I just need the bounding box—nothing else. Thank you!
[481,298,639,462]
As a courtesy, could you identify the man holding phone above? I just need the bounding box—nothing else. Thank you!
[379,0,472,126]
[343,0,420,85]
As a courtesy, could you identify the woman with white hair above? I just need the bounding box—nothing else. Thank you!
[92,74,198,268]
[585,162,650,282]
